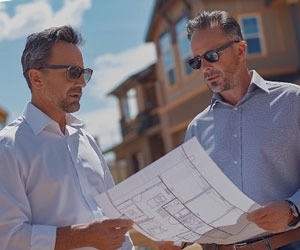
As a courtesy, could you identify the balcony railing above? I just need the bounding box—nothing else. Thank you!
[120,110,160,138]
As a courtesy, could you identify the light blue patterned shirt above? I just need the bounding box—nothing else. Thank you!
[185,70,300,208]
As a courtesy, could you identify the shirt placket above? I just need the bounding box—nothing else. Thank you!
[65,129,98,217]
[231,106,242,186]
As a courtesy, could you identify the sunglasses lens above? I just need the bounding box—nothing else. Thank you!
[205,52,219,62]
[83,69,93,83]
[189,57,201,69]
[68,66,82,80]
[67,67,93,83]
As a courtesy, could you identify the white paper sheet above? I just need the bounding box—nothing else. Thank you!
[95,137,267,244]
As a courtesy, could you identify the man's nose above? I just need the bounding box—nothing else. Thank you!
[74,76,87,88]
[200,58,213,73]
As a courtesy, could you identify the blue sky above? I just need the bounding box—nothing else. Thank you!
[0,0,156,152]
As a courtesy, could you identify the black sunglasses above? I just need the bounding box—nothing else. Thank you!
[38,65,93,83]
[188,40,240,70]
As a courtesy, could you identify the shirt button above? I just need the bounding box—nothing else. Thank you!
[233,134,238,138]
[234,161,238,165]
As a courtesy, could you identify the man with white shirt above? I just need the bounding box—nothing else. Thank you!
[0,25,134,250]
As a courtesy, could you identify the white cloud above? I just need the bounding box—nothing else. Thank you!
[45,0,91,28]
[81,43,157,151]
[89,42,157,99]
[0,0,157,155]
[0,0,91,41]
[80,105,121,151]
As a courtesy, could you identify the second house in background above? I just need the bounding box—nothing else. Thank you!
[105,0,300,183]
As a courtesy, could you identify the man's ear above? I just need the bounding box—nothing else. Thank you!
[237,40,247,57]
[28,69,43,89]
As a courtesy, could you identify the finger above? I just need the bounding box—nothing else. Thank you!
[113,227,130,237]
[247,207,268,221]
[102,219,133,228]
[110,239,125,249]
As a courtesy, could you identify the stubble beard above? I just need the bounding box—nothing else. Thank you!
[60,100,80,113]
[60,87,82,113]
[208,66,240,94]
[208,77,231,93]
[210,82,224,93]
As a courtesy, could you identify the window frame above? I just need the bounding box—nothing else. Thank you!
[123,88,138,121]
[239,14,266,56]
[159,31,176,86]
[175,15,193,76]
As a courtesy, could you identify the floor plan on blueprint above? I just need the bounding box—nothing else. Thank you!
[95,137,267,244]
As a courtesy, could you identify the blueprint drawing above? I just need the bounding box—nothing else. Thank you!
[96,137,267,244]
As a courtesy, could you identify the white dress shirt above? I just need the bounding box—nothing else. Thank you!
[0,102,134,250]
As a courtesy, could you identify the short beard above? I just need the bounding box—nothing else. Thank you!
[60,87,82,113]
[210,81,226,93]
[60,100,80,113]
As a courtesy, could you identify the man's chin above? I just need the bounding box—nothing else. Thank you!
[62,103,80,113]
[208,82,227,93]
[210,87,223,93]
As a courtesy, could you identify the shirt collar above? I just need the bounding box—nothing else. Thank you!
[249,70,270,93]
[210,70,270,109]
[23,102,84,135]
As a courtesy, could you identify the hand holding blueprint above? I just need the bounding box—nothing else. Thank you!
[96,137,267,244]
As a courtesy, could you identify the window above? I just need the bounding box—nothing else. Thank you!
[159,32,176,85]
[240,15,264,55]
[123,88,138,121]
[175,16,193,75]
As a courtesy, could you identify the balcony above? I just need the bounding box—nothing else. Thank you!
[120,110,160,138]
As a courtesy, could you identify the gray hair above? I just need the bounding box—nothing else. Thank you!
[187,10,244,41]
[21,25,84,89]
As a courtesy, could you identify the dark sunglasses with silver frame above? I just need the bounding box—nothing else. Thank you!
[38,65,93,83]
[188,40,240,70]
